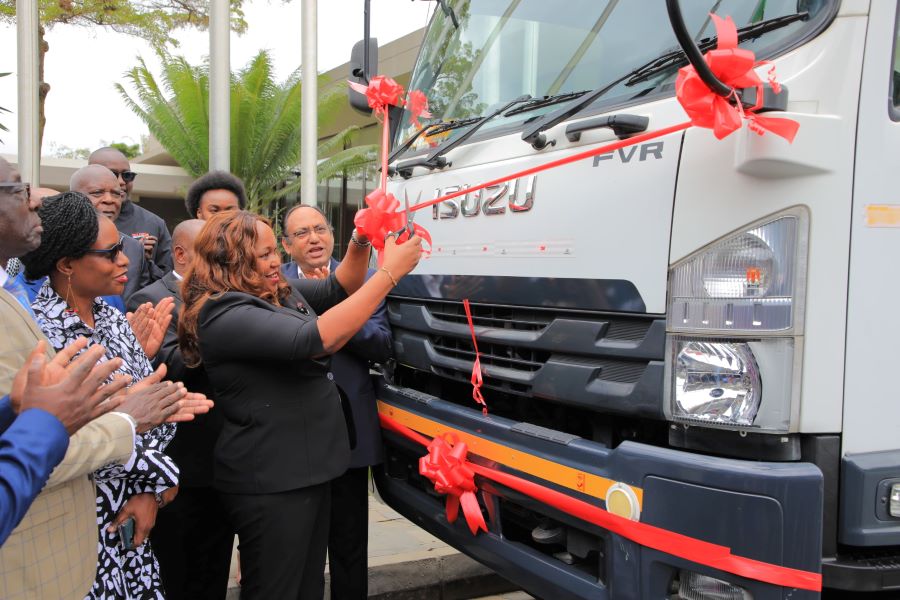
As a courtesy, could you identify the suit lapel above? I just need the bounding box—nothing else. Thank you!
[162,272,182,301]
[0,288,47,343]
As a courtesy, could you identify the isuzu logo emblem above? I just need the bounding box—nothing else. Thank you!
[431,175,536,220]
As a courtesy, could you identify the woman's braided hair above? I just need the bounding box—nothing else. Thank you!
[21,191,99,280]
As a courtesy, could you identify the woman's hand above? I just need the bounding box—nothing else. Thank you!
[109,492,158,547]
[127,298,175,359]
[382,234,423,279]
[159,485,179,508]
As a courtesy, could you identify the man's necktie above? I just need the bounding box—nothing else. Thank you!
[2,275,36,319]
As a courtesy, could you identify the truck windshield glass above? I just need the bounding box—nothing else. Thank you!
[396,0,832,151]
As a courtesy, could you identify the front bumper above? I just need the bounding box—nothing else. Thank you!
[375,382,823,599]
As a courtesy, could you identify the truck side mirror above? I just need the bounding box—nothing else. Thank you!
[348,38,379,114]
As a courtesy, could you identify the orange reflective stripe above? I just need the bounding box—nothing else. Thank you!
[378,400,643,507]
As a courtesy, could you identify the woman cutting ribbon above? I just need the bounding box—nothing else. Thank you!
[177,211,422,598]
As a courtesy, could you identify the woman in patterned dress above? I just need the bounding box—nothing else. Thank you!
[20,191,179,599]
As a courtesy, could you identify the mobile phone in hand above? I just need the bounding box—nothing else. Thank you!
[118,516,136,550]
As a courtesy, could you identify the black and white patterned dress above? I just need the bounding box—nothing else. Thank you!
[32,282,179,600]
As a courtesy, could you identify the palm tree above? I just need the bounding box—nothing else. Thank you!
[117,50,374,215]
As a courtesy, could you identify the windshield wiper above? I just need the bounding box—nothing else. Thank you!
[521,11,808,150]
[627,11,809,86]
[503,90,591,118]
[394,95,531,177]
[436,0,460,29]
[386,117,481,172]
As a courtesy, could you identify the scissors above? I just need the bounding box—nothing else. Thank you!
[395,190,421,242]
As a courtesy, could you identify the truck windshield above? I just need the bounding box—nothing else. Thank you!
[396,0,833,151]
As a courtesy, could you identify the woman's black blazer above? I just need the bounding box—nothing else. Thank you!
[197,275,350,494]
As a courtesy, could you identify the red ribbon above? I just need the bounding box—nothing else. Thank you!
[407,89,433,128]
[348,76,433,254]
[419,434,488,535]
[675,14,799,142]
[379,411,822,592]
[348,75,405,116]
[463,299,488,415]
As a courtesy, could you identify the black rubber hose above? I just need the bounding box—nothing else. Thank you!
[666,0,732,97]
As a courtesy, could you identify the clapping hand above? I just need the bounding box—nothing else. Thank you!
[304,266,329,280]
[116,364,214,433]
[10,340,130,435]
[127,297,175,359]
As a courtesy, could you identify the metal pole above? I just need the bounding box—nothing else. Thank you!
[16,0,40,186]
[209,0,230,171]
[301,0,318,207]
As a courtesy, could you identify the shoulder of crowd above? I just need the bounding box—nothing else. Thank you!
[130,202,168,227]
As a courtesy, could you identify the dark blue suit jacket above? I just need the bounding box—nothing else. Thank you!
[0,395,69,544]
[281,259,392,467]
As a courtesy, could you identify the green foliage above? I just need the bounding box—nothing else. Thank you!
[0,1,248,46]
[109,141,141,159]
[47,142,90,159]
[117,50,375,216]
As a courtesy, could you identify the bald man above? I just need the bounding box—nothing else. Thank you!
[89,147,173,273]
[127,219,233,600]
[70,165,162,300]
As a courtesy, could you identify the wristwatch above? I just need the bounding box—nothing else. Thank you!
[153,491,166,508]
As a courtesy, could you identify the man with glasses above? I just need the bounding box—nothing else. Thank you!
[89,147,173,274]
[281,204,393,599]
[70,164,162,301]
[0,157,212,598]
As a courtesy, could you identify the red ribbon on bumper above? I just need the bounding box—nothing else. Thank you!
[380,412,822,592]
[675,14,799,142]
[419,434,488,535]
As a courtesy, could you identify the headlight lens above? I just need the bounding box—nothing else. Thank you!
[669,211,808,333]
[672,340,761,426]
[891,484,900,518]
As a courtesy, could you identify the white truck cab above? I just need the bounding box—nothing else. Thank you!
[350,1,900,597]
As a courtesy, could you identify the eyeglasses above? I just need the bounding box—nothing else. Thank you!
[0,182,31,202]
[86,188,126,201]
[84,236,126,262]
[109,169,137,183]
[286,224,332,241]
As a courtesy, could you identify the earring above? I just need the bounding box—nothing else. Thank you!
[64,273,77,315]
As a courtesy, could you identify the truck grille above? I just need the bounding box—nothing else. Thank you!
[387,298,667,419]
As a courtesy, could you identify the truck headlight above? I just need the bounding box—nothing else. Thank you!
[891,484,900,518]
[669,208,808,334]
[666,208,808,433]
[672,340,760,426]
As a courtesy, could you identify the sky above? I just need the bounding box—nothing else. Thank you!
[0,0,434,155]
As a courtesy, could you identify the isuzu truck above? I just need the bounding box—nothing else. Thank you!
[348,1,900,597]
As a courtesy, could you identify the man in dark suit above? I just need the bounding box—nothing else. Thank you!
[127,219,234,600]
[89,147,174,274]
[281,205,392,599]
[70,165,163,301]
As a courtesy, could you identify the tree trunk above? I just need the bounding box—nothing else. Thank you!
[38,25,49,152]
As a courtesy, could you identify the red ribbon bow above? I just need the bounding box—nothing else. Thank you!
[675,14,799,142]
[354,188,402,250]
[419,434,488,535]
[347,75,433,255]
[406,89,432,128]
[348,75,406,116]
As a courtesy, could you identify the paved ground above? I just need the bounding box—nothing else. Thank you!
[225,495,521,599]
